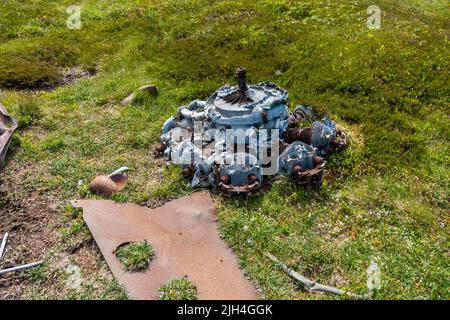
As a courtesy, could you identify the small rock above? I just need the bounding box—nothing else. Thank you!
[121,84,158,105]
[121,93,135,106]
[138,84,158,96]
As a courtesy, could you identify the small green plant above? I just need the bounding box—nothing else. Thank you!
[158,277,198,300]
[18,97,42,118]
[115,240,155,272]
[130,90,157,107]
[25,262,48,283]
[16,96,43,129]
[41,136,65,152]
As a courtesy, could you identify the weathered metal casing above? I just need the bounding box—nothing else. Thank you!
[158,68,346,194]
[0,104,18,167]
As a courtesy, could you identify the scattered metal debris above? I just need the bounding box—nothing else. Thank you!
[89,166,129,197]
[121,84,158,105]
[71,192,258,300]
[0,232,8,261]
[266,253,371,299]
[0,231,44,276]
[0,103,18,167]
[0,261,44,276]
[157,68,347,195]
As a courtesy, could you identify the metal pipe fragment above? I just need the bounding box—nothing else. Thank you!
[0,232,8,261]
[0,260,44,276]
[266,253,371,299]
[108,166,129,178]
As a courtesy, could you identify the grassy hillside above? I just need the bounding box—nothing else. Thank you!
[0,0,448,299]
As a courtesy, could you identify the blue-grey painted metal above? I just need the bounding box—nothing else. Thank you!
[159,71,342,193]
[311,118,337,156]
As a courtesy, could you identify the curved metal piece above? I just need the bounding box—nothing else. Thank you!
[218,180,261,195]
[288,105,314,127]
[266,253,371,299]
[0,103,18,167]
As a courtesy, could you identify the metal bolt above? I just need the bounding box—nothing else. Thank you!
[293,165,302,173]
[248,173,258,184]
[220,175,231,185]
[313,156,324,166]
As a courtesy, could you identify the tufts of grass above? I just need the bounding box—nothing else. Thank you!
[65,277,129,300]
[25,262,49,284]
[0,57,62,90]
[59,205,92,250]
[115,240,155,272]
[16,95,43,129]
[130,90,158,107]
[158,277,198,300]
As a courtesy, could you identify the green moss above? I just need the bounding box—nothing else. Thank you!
[0,57,62,90]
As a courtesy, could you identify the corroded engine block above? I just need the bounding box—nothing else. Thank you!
[158,68,346,195]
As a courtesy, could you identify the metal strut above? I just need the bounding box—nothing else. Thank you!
[223,67,254,105]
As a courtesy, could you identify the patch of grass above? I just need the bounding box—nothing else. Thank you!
[41,136,65,152]
[130,90,158,107]
[0,57,62,90]
[158,277,198,300]
[149,165,192,199]
[59,205,92,250]
[15,95,43,129]
[115,240,155,272]
[66,277,129,300]
[25,262,49,284]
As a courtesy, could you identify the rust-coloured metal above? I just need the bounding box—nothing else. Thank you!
[284,126,347,154]
[331,130,348,153]
[154,141,167,157]
[223,67,254,105]
[181,164,196,179]
[213,164,262,196]
[0,103,18,167]
[89,171,128,197]
[291,162,325,190]
[70,192,258,300]
[284,127,312,144]
[121,84,158,106]
[218,180,261,195]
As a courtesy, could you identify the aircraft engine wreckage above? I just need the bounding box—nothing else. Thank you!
[0,103,18,167]
[157,68,347,195]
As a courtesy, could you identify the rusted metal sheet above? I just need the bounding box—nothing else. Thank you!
[71,192,258,300]
[0,103,17,167]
